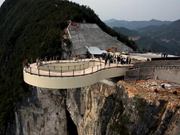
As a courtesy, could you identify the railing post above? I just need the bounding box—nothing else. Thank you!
[38,68,40,76]
[73,70,74,76]
[83,64,85,75]
[49,69,50,77]
[30,67,32,74]
[61,67,62,77]
[92,67,93,72]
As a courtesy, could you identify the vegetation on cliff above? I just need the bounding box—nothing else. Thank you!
[0,0,136,132]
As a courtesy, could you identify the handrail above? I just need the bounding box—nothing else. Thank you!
[24,60,133,78]
[38,59,94,66]
[39,60,98,69]
[24,66,132,78]
[130,65,180,71]
[134,65,180,69]
[24,60,180,78]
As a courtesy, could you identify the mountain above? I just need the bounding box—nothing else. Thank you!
[114,27,167,53]
[138,20,180,55]
[113,27,140,37]
[0,0,136,132]
[113,20,180,55]
[105,19,171,30]
[139,20,180,41]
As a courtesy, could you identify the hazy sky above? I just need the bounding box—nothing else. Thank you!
[0,0,180,21]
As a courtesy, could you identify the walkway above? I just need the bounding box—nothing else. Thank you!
[23,59,133,89]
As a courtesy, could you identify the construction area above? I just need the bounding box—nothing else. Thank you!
[67,22,132,55]
[120,79,180,102]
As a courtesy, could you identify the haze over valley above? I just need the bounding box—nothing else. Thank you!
[105,19,180,55]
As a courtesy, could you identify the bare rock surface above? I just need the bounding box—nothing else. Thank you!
[15,80,180,135]
[68,23,132,55]
[15,88,67,135]
[66,80,180,135]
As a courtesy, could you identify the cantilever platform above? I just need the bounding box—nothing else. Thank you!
[23,59,133,89]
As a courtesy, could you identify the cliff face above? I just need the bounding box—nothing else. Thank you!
[107,81,180,135]
[14,80,180,135]
[14,83,117,135]
[15,88,67,135]
[66,83,117,135]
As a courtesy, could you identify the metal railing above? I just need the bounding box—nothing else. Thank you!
[125,65,180,81]
[24,59,133,77]
[133,65,180,70]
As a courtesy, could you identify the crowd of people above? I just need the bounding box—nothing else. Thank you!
[103,53,131,66]
[23,52,132,69]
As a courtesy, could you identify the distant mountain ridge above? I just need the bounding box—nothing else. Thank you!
[113,19,180,55]
[105,19,171,30]
[139,19,180,40]
[113,27,139,37]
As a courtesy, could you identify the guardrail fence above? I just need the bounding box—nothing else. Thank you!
[24,59,132,77]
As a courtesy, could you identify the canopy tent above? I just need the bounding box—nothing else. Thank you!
[86,46,107,55]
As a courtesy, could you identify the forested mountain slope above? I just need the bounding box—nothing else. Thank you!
[113,20,180,55]
[0,0,136,133]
